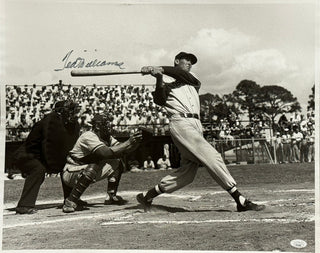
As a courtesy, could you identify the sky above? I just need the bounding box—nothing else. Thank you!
[1,0,317,114]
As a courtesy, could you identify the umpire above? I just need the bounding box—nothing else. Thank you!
[13,100,80,214]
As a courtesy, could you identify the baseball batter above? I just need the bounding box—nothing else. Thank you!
[62,113,142,213]
[136,52,265,212]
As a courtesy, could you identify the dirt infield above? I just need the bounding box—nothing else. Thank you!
[2,163,315,251]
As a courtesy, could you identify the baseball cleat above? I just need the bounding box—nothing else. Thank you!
[76,199,88,206]
[237,199,266,212]
[16,207,38,215]
[136,193,152,212]
[62,199,77,213]
[104,195,127,205]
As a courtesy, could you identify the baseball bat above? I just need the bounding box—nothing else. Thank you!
[71,69,142,77]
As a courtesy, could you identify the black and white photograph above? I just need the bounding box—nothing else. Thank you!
[0,0,318,251]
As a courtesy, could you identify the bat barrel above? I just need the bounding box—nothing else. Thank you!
[71,69,142,76]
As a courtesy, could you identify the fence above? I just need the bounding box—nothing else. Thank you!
[211,138,273,165]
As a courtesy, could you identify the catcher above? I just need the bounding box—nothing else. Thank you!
[14,100,81,214]
[62,113,142,213]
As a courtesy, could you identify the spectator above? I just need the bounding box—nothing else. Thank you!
[7,112,19,128]
[291,126,303,163]
[293,112,301,124]
[300,136,308,163]
[282,128,292,163]
[274,132,284,164]
[157,155,172,170]
[300,115,308,133]
[143,156,155,171]
[128,160,142,172]
[163,144,170,159]
[306,129,315,162]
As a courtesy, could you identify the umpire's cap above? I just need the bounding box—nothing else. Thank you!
[54,100,79,111]
[175,52,197,65]
[53,100,79,116]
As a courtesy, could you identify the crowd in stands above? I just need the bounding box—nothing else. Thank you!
[6,82,315,164]
[6,82,170,141]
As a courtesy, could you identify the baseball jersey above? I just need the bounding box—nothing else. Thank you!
[165,85,200,117]
[66,131,118,171]
[155,66,201,117]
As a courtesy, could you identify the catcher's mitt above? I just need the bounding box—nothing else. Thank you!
[139,127,154,142]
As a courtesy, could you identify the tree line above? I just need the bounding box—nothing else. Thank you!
[200,80,315,130]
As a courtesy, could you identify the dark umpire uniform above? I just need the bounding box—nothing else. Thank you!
[13,101,80,214]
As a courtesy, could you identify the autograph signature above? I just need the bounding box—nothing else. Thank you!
[54,50,125,71]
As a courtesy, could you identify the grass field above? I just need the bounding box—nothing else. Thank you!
[2,162,316,251]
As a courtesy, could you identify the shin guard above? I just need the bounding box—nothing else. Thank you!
[68,170,95,203]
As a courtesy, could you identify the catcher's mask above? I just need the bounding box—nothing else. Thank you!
[54,100,80,123]
[90,113,114,140]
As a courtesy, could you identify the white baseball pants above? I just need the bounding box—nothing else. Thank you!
[159,117,237,193]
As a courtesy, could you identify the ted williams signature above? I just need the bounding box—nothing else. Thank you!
[54,50,125,71]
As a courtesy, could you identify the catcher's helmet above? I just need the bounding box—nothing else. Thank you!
[90,113,114,129]
[89,113,114,141]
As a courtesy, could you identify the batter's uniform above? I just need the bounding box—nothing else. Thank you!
[62,131,121,188]
[153,66,237,193]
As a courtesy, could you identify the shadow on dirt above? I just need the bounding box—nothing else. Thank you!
[6,201,232,214]
[6,202,95,212]
[6,203,62,212]
[124,204,232,213]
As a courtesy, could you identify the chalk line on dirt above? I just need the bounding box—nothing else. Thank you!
[3,213,315,229]
[3,188,314,211]
[100,217,315,226]
[3,210,138,229]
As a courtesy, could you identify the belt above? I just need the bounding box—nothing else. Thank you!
[178,113,199,119]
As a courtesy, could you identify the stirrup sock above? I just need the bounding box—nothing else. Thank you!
[228,186,246,206]
[145,184,164,202]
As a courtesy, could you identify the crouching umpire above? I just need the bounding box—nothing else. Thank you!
[13,101,81,214]
[62,113,143,213]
